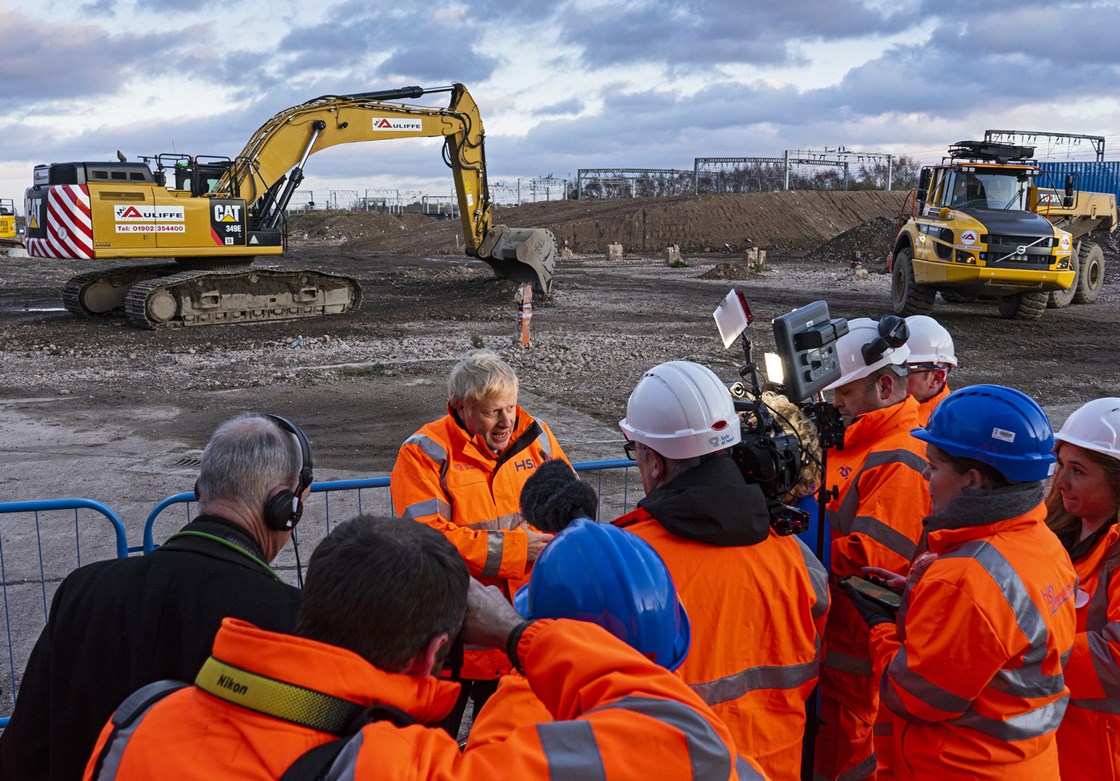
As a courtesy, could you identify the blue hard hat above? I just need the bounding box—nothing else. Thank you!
[911,384,1056,483]
[514,518,691,671]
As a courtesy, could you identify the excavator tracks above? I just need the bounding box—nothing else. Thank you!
[122,268,362,329]
[62,263,181,318]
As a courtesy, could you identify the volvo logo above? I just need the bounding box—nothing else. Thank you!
[1017,245,1027,255]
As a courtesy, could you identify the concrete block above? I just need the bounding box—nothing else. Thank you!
[665,245,681,265]
[607,243,623,261]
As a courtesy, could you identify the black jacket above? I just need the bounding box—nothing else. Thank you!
[0,516,301,781]
[638,455,771,547]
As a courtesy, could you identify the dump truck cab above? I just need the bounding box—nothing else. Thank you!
[891,141,1075,320]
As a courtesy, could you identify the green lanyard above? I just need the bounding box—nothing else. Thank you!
[165,530,283,583]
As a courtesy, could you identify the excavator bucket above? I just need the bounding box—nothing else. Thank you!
[477,225,557,294]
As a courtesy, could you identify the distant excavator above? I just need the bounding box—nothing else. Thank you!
[23,84,557,328]
[0,198,16,242]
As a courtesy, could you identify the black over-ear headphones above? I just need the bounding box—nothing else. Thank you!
[860,315,910,367]
[263,414,314,532]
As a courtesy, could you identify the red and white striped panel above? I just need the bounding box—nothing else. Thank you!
[26,185,93,259]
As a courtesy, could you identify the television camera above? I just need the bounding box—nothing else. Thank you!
[712,290,848,535]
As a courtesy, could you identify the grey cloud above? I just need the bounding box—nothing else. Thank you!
[554,0,911,69]
[0,12,204,110]
[537,98,583,115]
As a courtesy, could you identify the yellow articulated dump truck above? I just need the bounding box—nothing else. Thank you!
[23,84,557,329]
[890,140,1116,320]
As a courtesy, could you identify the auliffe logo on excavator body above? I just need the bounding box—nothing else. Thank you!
[115,205,185,221]
[372,117,422,132]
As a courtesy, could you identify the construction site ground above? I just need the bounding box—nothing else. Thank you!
[1,188,1118,534]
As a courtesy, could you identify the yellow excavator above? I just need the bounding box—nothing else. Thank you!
[0,199,16,241]
[23,84,557,328]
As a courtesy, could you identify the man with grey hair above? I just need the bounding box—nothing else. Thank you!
[391,350,569,736]
[0,413,306,781]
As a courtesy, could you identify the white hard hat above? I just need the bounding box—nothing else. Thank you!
[1054,398,1120,461]
[823,317,911,392]
[905,315,957,367]
[619,361,740,460]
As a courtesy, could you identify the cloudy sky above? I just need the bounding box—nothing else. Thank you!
[3,0,1119,209]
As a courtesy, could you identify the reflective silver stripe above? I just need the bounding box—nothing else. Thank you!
[795,536,830,620]
[887,540,1069,740]
[323,731,363,781]
[90,688,177,779]
[831,448,927,536]
[1086,568,1120,697]
[691,659,818,705]
[951,694,1069,741]
[840,753,877,781]
[537,720,607,781]
[583,696,734,781]
[883,646,970,721]
[464,519,503,531]
[403,434,447,464]
[466,513,522,531]
[402,498,452,522]
[736,755,766,780]
[823,648,872,676]
[1069,697,1120,715]
[847,515,918,563]
[949,542,1065,701]
[536,428,554,459]
[825,506,843,532]
[482,532,505,578]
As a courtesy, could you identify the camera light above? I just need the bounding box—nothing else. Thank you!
[764,352,785,385]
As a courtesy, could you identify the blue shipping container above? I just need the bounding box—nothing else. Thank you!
[1036,161,1120,203]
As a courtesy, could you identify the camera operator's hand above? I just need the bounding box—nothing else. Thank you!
[861,566,906,592]
[839,579,897,629]
[463,578,525,650]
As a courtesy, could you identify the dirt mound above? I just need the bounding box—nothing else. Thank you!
[805,216,900,266]
[698,262,755,280]
[287,210,436,245]
[288,190,909,257]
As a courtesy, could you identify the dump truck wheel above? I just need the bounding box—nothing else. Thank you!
[1048,253,1078,309]
[890,248,935,316]
[997,291,1048,320]
[1073,243,1104,305]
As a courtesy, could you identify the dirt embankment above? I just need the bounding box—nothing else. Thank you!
[289,190,910,258]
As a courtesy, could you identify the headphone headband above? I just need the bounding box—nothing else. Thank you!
[263,414,314,532]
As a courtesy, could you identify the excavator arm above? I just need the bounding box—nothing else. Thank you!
[217,83,556,292]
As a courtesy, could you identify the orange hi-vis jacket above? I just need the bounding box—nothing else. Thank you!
[1056,522,1120,781]
[816,396,929,781]
[467,671,771,779]
[390,404,566,679]
[868,500,1078,780]
[84,617,765,781]
[915,382,950,427]
[613,456,829,781]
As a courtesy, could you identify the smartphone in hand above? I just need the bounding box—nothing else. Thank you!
[841,575,902,610]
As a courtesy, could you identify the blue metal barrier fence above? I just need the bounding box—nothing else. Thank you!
[0,500,128,728]
[0,459,636,728]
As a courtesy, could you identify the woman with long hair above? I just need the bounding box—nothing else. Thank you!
[1046,397,1120,780]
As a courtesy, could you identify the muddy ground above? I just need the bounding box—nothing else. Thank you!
[2,204,1116,527]
[0,191,1117,711]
